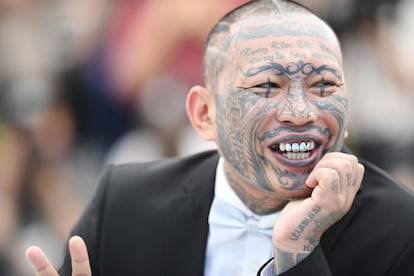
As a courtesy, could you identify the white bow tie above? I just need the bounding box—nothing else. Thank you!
[208,196,276,244]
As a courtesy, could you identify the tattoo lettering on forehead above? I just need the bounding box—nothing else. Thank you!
[295,39,338,57]
[216,87,281,192]
[296,39,314,49]
[271,41,293,49]
[240,47,269,56]
[241,47,283,64]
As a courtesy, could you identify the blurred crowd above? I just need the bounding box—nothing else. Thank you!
[0,0,413,275]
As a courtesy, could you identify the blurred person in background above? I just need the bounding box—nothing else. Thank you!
[25,0,414,275]
[97,0,250,164]
[0,0,250,274]
[0,0,109,274]
[340,0,414,191]
[61,0,251,164]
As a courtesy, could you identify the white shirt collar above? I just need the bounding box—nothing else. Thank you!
[205,157,280,276]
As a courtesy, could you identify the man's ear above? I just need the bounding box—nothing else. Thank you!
[186,85,216,141]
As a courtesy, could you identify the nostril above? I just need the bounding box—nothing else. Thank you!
[277,111,317,126]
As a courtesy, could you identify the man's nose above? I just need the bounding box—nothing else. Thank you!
[276,94,318,126]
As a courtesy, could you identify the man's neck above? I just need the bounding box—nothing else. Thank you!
[223,163,287,216]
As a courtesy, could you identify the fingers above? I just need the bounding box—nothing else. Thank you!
[26,246,59,276]
[69,236,92,276]
[305,152,364,210]
[26,236,92,276]
[273,152,365,262]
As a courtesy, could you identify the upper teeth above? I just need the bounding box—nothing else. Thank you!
[279,141,315,152]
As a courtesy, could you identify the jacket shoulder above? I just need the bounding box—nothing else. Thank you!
[100,150,219,202]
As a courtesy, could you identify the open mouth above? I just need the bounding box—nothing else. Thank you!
[269,139,320,165]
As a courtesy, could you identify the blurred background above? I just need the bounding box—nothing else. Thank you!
[0,0,413,275]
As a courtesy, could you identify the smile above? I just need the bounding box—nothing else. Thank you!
[270,140,317,161]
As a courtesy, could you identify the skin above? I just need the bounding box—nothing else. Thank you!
[25,2,364,275]
[203,13,351,214]
[190,11,364,273]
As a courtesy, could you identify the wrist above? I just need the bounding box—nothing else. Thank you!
[273,246,312,274]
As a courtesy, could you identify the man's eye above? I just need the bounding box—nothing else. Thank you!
[251,82,281,98]
[256,82,280,89]
[312,81,336,88]
[310,81,341,97]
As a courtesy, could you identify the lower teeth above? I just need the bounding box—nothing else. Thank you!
[284,152,310,160]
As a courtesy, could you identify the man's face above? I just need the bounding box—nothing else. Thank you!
[213,14,348,199]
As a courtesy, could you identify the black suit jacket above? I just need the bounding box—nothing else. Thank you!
[60,150,414,275]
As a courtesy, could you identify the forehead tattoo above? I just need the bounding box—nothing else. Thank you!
[205,15,341,88]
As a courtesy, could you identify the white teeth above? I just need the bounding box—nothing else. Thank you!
[285,143,292,152]
[278,141,315,153]
[284,151,311,160]
[292,143,299,152]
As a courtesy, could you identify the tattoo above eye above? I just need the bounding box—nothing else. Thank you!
[255,77,278,98]
[241,60,343,99]
[312,75,342,97]
[242,60,342,79]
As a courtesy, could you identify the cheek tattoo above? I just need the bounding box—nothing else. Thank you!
[244,60,348,152]
[216,90,277,192]
[216,60,348,192]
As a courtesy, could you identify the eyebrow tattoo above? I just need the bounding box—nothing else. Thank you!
[241,60,342,79]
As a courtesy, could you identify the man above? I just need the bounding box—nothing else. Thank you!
[26,0,414,275]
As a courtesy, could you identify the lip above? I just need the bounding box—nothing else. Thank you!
[265,134,325,169]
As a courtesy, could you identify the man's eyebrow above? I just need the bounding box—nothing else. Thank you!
[240,62,287,77]
[240,61,343,79]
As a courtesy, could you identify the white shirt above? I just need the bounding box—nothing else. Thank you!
[204,158,279,276]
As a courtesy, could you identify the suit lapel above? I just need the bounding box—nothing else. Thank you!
[321,194,362,254]
[165,152,219,275]
[317,147,364,254]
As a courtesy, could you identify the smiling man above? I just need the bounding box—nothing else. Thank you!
[26,0,414,275]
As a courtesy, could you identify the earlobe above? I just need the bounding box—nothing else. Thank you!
[186,85,216,141]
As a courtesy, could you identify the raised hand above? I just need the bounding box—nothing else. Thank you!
[272,152,364,273]
[26,235,91,276]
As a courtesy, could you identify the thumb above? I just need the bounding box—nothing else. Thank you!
[69,236,92,276]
